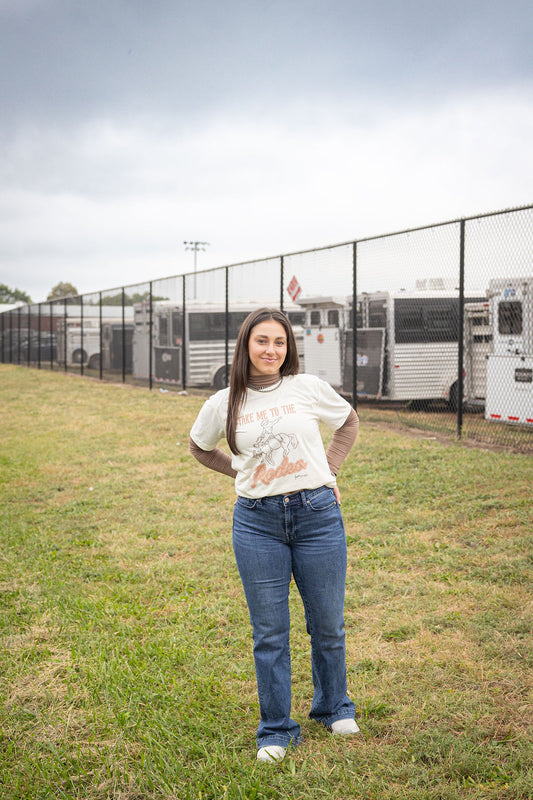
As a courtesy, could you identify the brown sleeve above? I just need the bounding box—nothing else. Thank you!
[189,437,238,479]
[326,408,359,476]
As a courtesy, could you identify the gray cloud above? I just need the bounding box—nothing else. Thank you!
[2,0,532,128]
[0,0,532,301]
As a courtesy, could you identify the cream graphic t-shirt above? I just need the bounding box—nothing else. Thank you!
[190,374,352,499]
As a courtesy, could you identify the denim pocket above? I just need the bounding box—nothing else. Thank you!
[236,496,258,509]
[307,486,337,511]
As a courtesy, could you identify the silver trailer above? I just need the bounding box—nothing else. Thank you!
[132,300,305,388]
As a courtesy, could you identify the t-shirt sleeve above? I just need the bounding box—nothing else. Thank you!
[316,377,353,430]
[190,394,226,451]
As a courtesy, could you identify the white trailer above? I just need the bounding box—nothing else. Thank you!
[485,277,533,426]
[64,325,102,368]
[299,286,485,407]
[298,297,349,388]
[56,306,134,369]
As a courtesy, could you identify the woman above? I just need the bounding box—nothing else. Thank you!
[189,307,360,762]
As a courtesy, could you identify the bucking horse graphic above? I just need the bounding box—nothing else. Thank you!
[252,418,298,466]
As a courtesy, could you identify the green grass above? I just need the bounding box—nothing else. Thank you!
[1,364,532,800]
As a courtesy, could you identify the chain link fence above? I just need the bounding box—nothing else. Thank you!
[2,205,532,453]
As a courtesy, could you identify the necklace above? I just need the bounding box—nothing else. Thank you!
[249,376,283,392]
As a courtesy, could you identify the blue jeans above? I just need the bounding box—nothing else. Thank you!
[232,486,355,750]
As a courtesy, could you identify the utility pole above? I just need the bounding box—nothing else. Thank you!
[183,241,209,299]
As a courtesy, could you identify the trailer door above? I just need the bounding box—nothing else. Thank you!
[342,328,385,398]
[303,327,342,387]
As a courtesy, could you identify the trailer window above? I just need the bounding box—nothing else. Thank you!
[427,306,458,337]
[159,316,169,346]
[189,311,249,341]
[309,310,321,325]
[498,301,522,335]
[171,311,183,345]
[286,311,305,326]
[395,303,425,342]
[189,313,223,341]
[394,298,459,343]
[327,309,339,326]
[368,301,387,328]
[349,303,364,329]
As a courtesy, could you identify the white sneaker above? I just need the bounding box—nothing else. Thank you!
[256,745,287,762]
[331,718,360,735]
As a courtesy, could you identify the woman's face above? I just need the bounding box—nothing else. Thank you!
[248,319,288,377]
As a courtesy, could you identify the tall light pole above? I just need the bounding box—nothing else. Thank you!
[184,241,209,299]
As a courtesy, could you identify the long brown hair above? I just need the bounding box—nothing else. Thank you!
[226,307,299,455]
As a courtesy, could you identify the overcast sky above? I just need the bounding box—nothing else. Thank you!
[1,0,532,302]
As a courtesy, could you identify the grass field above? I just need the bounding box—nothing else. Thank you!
[1,364,532,800]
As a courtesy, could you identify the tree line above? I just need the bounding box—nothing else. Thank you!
[1,283,167,306]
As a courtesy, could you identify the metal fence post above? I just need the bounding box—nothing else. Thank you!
[225,266,229,386]
[280,255,284,312]
[352,241,358,410]
[80,295,84,377]
[25,304,30,366]
[11,310,14,364]
[63,299,68,371]
[181,275,186,391]
[24,306,31,367]
[50,302,54,370]
[37,304,42,369]
[99,293,103,380]
[17,306,21,364]
[5,309,9,362]
[121,288,126,383]
[148,282,153,391]
[8,310,13,363]
[457,219,466,439]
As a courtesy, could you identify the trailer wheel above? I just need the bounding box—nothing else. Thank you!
[72,348,87,364]
[448,381,459,412]
[213,366,229,390]
[88,353,101,370]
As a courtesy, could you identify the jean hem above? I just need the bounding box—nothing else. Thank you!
[257,735,302,750]
[310,711,356,727]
